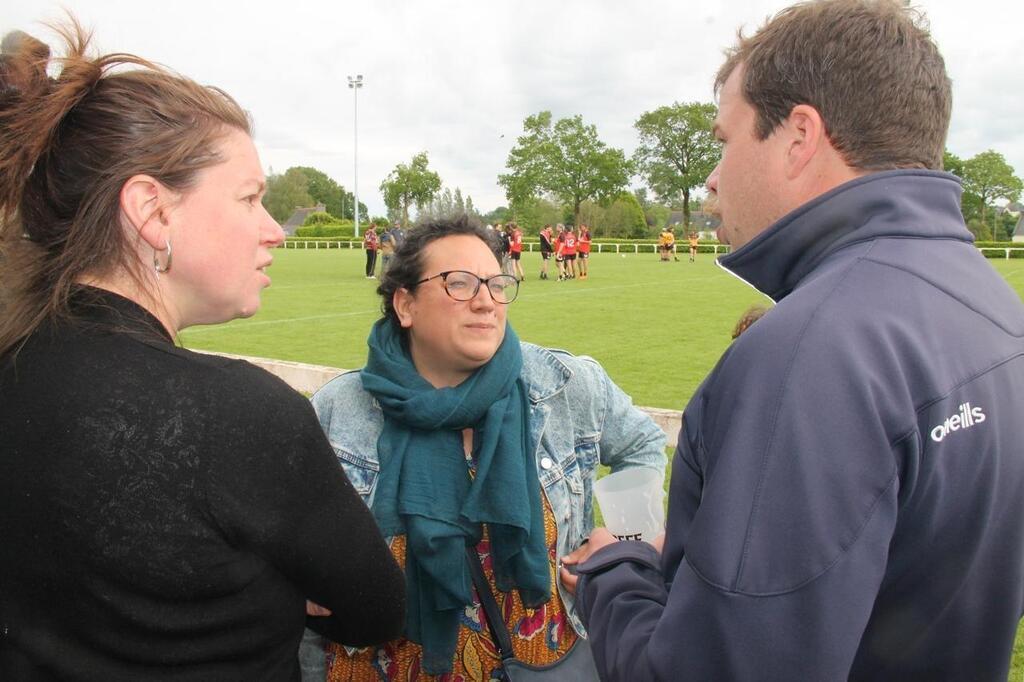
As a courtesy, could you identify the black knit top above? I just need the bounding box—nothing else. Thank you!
[0,288,405,681]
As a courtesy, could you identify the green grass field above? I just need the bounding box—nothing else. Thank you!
[181,248,1024,677]
[181,249,1024,412]
[181,249,768,410]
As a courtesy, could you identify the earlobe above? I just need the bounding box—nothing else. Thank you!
[120,175,167,250]
[394,288,415,328]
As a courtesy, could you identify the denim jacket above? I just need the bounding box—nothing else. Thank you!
[311,342,666,637]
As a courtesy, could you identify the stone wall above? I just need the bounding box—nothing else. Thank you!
[198,350,683,445]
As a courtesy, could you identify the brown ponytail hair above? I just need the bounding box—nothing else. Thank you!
[0,17,251,356]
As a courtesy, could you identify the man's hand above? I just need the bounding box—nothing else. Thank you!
[649,532,666,554]
[559,527,619,595]
[306,600,332,617]
[559,529,667,595]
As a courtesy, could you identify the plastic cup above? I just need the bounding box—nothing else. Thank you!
[594,468,665,542]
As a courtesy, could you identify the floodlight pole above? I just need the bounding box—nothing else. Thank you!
[347,74,364,237]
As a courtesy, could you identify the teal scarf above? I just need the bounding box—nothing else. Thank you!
[360,319,551,675]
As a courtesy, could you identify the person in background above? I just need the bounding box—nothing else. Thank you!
[0,22,404,680]
[731,304,769,339]
[509,220,525,281]
[657,226,675,261]
[577,223,592,279]
[538,223,554,280]
[687,231,699,262]
[299,215,666,681]
[496,222,512,276]
[390,221,405,248]
[379,227,395,274]
[560,225,578,280]
[554,223,567,280]
[564,1,1024,679]
[363,222,379,279]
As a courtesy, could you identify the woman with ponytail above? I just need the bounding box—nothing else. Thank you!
[0,21,404,680]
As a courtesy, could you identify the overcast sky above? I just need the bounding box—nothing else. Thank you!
[8,1,1024,219]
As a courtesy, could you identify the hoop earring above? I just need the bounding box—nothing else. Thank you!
[153,238,172,274]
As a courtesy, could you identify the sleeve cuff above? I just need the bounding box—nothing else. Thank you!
[577,540,661,575]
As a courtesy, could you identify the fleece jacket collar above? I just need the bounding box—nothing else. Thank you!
[718,170,972,302]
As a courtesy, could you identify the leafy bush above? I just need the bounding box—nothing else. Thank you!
[974,241,1018,248]
[302,211,338,227]
[980,247,1024,259]
[294,225,355,238]
[588,237,660,245]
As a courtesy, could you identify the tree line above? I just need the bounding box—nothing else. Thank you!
[262,103,1021,240]
[943,149,1023,241]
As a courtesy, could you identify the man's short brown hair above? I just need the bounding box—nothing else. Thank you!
[715,0,951,171]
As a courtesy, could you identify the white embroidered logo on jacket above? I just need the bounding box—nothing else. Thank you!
[929,402,986,443]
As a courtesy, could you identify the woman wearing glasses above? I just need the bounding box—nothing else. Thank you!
[300,215,666,680]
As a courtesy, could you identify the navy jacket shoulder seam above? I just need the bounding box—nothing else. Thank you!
[733,254,867,590]
[858,256,1024,338]
[693,469,899,597]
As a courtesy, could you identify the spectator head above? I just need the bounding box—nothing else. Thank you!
[0,19,276,355]
[377,214,501,333]
[706,0,951,250]
[732,304,770,339]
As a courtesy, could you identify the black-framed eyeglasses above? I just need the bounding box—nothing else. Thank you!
[415,270,520,304]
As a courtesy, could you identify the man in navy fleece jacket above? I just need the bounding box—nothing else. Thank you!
[559,1,1024,680]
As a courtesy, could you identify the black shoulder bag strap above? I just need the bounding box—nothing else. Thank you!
[465,545,516,662]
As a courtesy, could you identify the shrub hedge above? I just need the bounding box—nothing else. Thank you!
[293,225,356,238]
[974,241,1020,249]
[980,247,1024,259]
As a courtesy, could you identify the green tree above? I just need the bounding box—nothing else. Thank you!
[292,167,343,218]
[600,194,648,238]
[961,150,1023,235]
[262,167,366,223]
[942,149,965,178]
[262,168,313,223]
[302,211,337,227]
[633,102,720,229]
[417,186,481,223]
[499,111,631,227]
[945,149,983,225]
[380,152,442,225]
[997,211,1019,242]
[966,218,993,241]
[482,206,512,225]
[513,197,563,234]
[295,166,365,220]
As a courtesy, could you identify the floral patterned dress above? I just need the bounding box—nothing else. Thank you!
[326,494,577,682]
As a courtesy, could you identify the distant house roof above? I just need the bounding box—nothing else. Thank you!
[282,203,326,235]
[1013,214,1024,242]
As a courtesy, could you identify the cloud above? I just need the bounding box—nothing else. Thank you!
[11,0,1024,215]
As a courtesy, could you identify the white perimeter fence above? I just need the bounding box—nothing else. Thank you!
[282,240,1024,259]
[282,241,732,256]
